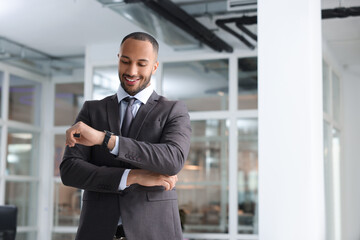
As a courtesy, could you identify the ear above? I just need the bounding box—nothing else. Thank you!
[152,61,159,74]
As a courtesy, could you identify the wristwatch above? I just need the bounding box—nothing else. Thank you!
[102,130,113,148]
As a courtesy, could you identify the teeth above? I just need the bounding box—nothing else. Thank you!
[125,77,138,82]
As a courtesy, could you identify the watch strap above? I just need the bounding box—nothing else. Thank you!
[102,130,113,148]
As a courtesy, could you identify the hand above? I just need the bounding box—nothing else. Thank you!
[127,169,178,191]
[66,121,105,147]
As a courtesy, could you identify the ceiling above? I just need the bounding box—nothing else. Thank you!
[0,0,359,74]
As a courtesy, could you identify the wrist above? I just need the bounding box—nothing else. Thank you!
[98,131,105,145]
[127,169,139,186]
[107,135,116,150]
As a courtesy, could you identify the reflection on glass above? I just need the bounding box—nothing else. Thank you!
[323,60,331,114]
[163,60,229,111]
[332,128,341,240]
[332,72,340,123]
[238,58,257,109]
[6,130,39,176]
[177,120,228,233]
[0,71,3,117]
[55,83,84,126]
[92,66,119,100]
[53,182,81,227]
[54,135,66,177]
[5,181,37,227]
[237,119,258,234]
[14,232,37,240]
[324,121,334,240]
[52,233,77,240]
[9,75,42,125]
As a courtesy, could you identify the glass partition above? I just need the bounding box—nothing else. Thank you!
[54,83,84,126]
[177,119,228,233]
[163,59,229,111]
[6,130,39,176]
[92,66,119,100]
[54,134,66,177]
[324,120,334,240]
[53,182,81,227]
[52,233,77,240]
[0,71,3,117]
[323,60,330,115]
[9,75,42,125]
[238,58,258,110]
[332,72,340,123]
[237,119,258,234]
[14,232,37,240]
[5,181,38,227]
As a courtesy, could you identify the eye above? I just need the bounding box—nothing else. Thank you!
[121,60,129,64]
[138,63,147,67]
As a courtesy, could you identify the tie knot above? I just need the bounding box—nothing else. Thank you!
[123,97,136,106]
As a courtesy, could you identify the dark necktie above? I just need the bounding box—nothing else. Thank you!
[121,97,136,137]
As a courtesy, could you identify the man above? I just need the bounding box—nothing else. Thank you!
[60,32,191,240]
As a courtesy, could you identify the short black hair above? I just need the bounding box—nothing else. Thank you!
[121,32,159,55]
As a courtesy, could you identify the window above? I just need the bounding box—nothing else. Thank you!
[178,120,229,233]
[237,119,258,234]
[0,69,43,239]
[162,56,259,239]
[51,81,84,238]
[54,83,84,126]
[9,75,42,125]
[238,58,257,110]
[323,59,342,240]
[163,59,229,111]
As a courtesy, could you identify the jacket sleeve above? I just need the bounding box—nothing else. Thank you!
[116,100,192,176]
[60,101,125,193]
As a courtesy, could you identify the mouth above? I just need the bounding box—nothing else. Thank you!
[123,75,140,85]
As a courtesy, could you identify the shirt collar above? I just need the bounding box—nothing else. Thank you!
[116,83,154,105]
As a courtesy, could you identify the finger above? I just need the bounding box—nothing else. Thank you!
[66,128,79,147]
[165,176,176,190]
[163,181,170,191]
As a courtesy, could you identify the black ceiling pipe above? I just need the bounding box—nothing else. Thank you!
[125,0,233,52]
[322,6,360,19]
[235,23,257,41]
[216,16,257,25]
[215,20,255,50]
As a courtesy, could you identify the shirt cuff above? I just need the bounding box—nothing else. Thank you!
[119,169,131,190]
[110,136,119,155]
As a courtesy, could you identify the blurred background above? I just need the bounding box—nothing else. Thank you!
[0,0,359,240]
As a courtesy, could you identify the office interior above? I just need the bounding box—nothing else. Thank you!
[0,0,359,240]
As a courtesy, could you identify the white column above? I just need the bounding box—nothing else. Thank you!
[258,0,325,239]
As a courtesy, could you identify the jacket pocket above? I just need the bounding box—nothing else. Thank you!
[146,189,177,201]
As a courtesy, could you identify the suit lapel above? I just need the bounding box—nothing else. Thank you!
[107,94,121,135]
[128,91,159,139]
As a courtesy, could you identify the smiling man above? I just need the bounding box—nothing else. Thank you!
[60,32,191,240]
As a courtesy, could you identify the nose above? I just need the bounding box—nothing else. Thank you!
[125,63,138,76]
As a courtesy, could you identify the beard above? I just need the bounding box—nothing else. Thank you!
[120,73,152,96]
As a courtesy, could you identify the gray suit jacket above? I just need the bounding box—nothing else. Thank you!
[60,91,191,240]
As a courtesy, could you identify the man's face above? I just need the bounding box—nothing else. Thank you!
[118,38,159,96]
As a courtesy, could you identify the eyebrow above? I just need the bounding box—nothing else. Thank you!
[120,55,149,62]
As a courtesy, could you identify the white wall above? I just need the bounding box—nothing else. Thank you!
[342,69,360,240]
[258,0,325,239]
